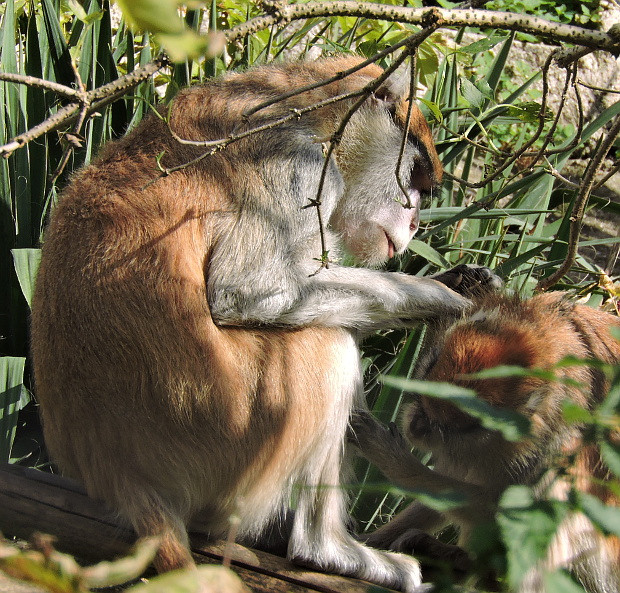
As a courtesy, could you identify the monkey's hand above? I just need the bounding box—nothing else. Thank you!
[349,410,430,487]
[431,264,503,298]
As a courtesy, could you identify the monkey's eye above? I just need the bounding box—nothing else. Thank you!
[410,163,434,194]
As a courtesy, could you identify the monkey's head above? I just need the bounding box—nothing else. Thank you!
[330,83,442,268]
[403,306,553,476]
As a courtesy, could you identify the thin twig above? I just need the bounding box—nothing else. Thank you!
[441,53,555,192]
[524,67,584,158]
[307,26,440,272]
[594,159,620,190]
[576,79,620,95]
[537,114,620,291]
[394,53,418,208]
[49,62,90,185]
[241,27,433,121]
[0,72,83,99]
[527,61,576,170]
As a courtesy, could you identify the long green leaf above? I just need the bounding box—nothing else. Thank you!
[0,356,30,462]
[11,248,41,309]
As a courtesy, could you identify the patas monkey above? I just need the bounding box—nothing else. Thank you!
[352,292,620,593]
[29,56,490,591]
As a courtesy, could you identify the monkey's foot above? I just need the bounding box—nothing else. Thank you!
[290,540,423,593]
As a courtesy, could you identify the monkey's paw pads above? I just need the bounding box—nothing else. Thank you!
[433,264,503,298]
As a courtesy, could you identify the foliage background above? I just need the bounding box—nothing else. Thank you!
[0,1,619,591]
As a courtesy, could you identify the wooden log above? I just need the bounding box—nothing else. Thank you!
[0,463,391,593]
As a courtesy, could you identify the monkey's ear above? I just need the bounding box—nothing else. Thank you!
[374,65,410,105]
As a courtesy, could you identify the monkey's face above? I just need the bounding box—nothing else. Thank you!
[330,103,436,267]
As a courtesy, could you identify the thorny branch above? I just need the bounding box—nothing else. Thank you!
[243,2,620,52]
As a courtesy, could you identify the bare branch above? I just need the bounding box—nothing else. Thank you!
[0,57,167,158]
[394,54,418,209]
[577,78,620,95]
[307,26,439,271]
[537,114,620,291]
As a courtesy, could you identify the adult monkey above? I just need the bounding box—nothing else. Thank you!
[31,56,492,591]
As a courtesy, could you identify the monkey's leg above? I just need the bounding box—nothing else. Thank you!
[287,440,424,593]
[349,411,493,526]
[365,502,444,550]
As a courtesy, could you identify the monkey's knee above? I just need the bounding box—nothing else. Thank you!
[152,531,196,573]
[128,496,194,573]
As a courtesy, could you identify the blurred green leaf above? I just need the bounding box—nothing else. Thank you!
[578,492,620,538]
[380,377,530,441]
[543,570,587,593]
[600,441,620,478]
[498,485,568,590]
[129,564,250,593]
[562,400,594,424]
[116,0,208,61]
[83,537,160,588]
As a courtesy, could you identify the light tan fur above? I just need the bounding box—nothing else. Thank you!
[352,292,620,592]
[31,56,473,591]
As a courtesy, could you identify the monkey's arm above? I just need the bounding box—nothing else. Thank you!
[349,410,495,526]
[208,260,469,331]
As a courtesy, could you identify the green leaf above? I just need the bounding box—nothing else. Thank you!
[116,0,208,61]
[11,248,41,309]
[561,400,594,424]
[578,492,620,537]
[460,77,489,109]
[0,357,30,463]
[117,0,185,35]
[543,570,588,593]
[457,35,507,55]
[418,98,443,124]
[498,485,568,589]
[408,239,449,268]
[600,441,620,478]
[83,537,161,588]
[380,377,530,441]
